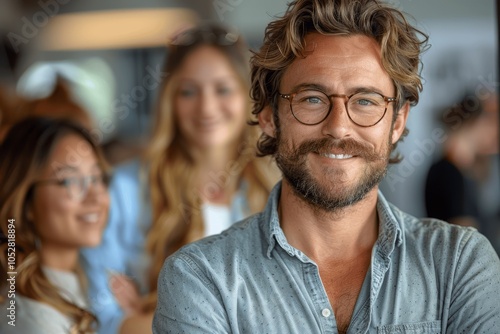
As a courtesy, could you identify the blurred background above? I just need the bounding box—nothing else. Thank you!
[1,0,498,218]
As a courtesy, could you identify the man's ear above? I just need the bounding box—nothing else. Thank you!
[258,105,276,138]
[391,102,410,144]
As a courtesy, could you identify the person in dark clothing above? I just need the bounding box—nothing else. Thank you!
[425,92,499,253]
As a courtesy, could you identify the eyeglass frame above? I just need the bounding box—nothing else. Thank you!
[279,88,397,127]
[32,173,110,201]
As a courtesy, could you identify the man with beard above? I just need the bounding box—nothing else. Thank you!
[153,1,500,333]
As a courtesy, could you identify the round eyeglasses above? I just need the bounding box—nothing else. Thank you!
[279,89,397,127]
[33,174,110,201]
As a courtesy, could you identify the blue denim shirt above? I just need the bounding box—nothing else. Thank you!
[153,182,500,334]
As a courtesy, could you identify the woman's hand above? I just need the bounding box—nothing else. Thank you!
[109,273,142,315]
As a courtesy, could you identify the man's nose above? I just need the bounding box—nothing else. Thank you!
[320,99,352,139]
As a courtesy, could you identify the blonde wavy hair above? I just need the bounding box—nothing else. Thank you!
[0,118,110,333]
[142,23,278,311]
[250,0,429,163]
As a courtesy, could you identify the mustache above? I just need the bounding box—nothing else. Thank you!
[294,137,383,161]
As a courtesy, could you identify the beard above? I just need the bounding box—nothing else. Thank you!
[275,135,391,213]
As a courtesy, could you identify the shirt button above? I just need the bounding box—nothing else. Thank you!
[321,308,331,318]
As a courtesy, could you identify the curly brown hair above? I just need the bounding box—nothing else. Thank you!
[250,0,429,163]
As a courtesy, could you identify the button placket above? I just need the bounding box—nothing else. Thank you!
[301,261,336,333]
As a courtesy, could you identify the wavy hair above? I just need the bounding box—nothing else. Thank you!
[0,117,109,333]
[250,0,429,163]
[142,23,278,311]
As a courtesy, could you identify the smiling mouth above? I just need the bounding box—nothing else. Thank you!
[321,153,354,160]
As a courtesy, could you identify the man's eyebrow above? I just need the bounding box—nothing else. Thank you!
[348,86,390,96]
[285,83,392,96]
[285,83,328,93]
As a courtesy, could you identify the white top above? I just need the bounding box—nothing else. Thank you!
[202,202,232,237]
[127,203,233,295]
[0,267,91,334]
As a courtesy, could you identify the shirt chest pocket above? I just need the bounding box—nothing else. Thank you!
[377,320,441,334]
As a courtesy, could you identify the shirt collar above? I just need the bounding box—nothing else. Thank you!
[262,181,403,259]
[374,191,403,258]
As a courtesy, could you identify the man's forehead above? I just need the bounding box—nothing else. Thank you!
[281,33,391,91]
[302,32,382,60]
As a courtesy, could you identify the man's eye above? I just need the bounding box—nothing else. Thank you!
[356,99,374,106]
[297,95,326,105]
[305,97,323,104]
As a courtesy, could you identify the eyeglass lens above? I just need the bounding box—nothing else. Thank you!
[64,175,108,200]
[290,90,389,126]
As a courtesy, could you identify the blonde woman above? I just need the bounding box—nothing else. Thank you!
[0,117,110,333]
[81,23,278,334]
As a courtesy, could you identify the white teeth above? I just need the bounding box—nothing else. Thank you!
[79,213,99,224]
[322,153,353,159]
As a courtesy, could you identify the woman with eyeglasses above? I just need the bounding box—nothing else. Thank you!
[80,23,279,334]
[0,117,110,334]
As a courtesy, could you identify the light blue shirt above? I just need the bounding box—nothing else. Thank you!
[81,160,249,334]
[153,182,500,334]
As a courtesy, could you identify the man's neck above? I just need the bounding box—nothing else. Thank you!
[278,181,379,264]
